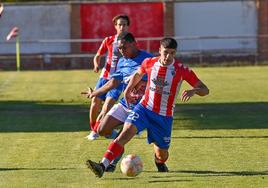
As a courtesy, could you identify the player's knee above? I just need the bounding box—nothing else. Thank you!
[102,99,115,111]
[101,104,111,114]
[97,123,111,137]
[91,100,98,106]
[113,124,136,145]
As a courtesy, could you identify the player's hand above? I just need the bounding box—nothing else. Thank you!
[180,89,195,102]
[93,64,99,73]
[124,90,137,108]
[81,87,94,99]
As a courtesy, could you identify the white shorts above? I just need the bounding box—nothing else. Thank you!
[107,103,131,123]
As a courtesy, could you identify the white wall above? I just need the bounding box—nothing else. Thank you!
[174,1,257,52]
[0,5,70,54]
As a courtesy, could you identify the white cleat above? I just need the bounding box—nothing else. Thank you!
[85,131,99,140]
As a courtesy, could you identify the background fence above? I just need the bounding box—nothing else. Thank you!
[0,34,262,70]
[0,0,267,70]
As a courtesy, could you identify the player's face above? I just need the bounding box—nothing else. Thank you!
[159,46,176,66]
[115,18,129,34]
[118,40,135,58]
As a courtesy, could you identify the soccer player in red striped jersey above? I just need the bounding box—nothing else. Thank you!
[86,37,209,178]
[86,15,130,140]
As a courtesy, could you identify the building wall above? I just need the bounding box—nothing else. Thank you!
[0,4,71,54]
[174,1,257,52]
[80,2,164,52]
[258,0,268,60]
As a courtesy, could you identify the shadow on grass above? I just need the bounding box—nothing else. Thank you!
[0,167,77,171]
[172,135,268,139]
[145,170,268,177]
[173,102,268,130]
[169,170,268,177]
[148,179,193,183]
[0,101,89,132]
[0,101,267,132]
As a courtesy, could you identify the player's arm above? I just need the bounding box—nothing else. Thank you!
[124,70,145,104]
[92,38,108,73]
[87,78,121,99]
[93,54,101,73]
[181,80,209,102]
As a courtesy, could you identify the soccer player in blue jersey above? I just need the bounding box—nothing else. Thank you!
[82,32,153,171]
[83,32,152,104]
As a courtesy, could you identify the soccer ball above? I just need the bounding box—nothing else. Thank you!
[120,154,143,177]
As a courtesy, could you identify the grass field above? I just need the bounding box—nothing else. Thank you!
[0,66,267,188]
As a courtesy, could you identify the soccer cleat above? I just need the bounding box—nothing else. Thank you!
[86,160,104,178]
[85,131,99,140]
[105,164,116,172]
[155,161,169,172]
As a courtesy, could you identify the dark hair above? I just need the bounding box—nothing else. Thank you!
[160,38,178,49]
[112,14,130,26]
[118,32,136,43]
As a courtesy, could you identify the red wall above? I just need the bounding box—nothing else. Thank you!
[80,2,164,52]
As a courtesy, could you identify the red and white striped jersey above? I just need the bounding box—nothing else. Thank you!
[139,57,200,117]
[97,35,121,79]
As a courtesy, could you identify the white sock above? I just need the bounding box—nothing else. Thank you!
[101,158,110,169]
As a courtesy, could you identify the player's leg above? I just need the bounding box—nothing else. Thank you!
[85,78,108,140]
[94,86,122,132]
[97,114,123,172]
[86,104,147,178]
[86,122,137,177]
[97,103,128,138]
[86,96,102,140]
[97,115,121,137]
[153,144,169,172]
[96,96,116,123]
[145,109,173,172]
[98,103,131,172]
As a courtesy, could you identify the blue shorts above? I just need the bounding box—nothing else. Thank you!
[125,104,173,149]
[95,78,122,101]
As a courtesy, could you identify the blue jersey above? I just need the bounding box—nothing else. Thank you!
[111,50,153,109]
[111,50,153,90]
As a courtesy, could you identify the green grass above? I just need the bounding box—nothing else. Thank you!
[0,67,267,188]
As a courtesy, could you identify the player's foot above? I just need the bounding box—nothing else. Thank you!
[105,164,116,172]
[155,161,169,172]
[85,131,99,140]
[86,160,104,178]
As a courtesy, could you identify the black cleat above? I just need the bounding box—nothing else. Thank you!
[105,164,116,172]
[155,161,169,172]
[86,160,105,178]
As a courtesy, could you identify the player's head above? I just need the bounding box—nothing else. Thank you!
[159,38,177,66]
[117,32,138,58]
[113,14,130,34]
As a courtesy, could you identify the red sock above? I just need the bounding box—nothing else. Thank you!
[103,141,124,162]
[93,121,100,132]
[155,154,168,163]
[90,121,96,132]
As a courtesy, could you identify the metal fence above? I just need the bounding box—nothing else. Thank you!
[0,35,267,70]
